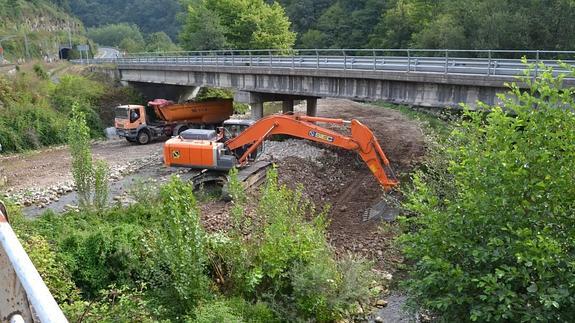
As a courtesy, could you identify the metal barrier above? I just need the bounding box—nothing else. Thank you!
[0,202,68,323]
[80,48,575,78]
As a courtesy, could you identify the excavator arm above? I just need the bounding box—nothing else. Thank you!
[225,114,398,190]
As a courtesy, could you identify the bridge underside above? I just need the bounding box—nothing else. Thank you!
[120,65,510,115]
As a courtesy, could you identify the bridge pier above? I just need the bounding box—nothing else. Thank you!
[282,99,294,114]
[251,102,264,120]
[236,91,320,119]
[306,98,317,117]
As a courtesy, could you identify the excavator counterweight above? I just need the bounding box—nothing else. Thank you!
[164,114,398,190]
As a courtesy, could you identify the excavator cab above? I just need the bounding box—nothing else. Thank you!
[222,119,255,141]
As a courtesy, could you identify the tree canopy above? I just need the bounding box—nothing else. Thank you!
[179,0,296,50]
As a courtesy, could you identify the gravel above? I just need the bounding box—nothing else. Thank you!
[4,155,161,209]
[257,139,335,164]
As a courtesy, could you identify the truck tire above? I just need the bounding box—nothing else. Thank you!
[137,130,151,145]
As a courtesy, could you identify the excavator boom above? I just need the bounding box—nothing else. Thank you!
[225,114,398,190]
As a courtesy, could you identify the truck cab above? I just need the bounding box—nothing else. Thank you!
[114,105,150,144]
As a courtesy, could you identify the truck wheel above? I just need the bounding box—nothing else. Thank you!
[137,130,151,145]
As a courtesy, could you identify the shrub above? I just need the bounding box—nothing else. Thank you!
[213,167,372,321]
[68,104,109,211]
[400,63,575,321]
[68,104,94,208]
[154,176,211,314]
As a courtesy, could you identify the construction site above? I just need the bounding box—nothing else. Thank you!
[2,98,426,263]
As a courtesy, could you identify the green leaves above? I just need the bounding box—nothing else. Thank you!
[180,0,296,50]
[401,64,575,321]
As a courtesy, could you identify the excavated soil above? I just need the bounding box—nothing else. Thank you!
[276,99,427,270]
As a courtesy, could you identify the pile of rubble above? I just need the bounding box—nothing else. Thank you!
[258,139,335,164]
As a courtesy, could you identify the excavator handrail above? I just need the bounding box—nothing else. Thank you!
[225,114,398,190]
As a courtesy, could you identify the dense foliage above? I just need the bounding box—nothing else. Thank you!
[0,66,137,153]
[400,64,575,321]
[10,169,375,321]
[86,23,180,53]
[62,0,182,40]
[180,0,296,50]
[0,0,92,61]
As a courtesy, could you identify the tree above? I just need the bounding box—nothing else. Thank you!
[87,23,145,48]
[179,5,228,50]
[401,64,575,321]
[145,32,180,52]
[179,0,296,50]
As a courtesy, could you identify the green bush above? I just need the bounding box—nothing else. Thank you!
[400,63,575,321]
[211,167,373,321]
[153,176,211,314]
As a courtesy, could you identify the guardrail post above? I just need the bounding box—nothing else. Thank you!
[343,50,347,71]
[316,50,319,69]
[407,49,411,72]
[292,50,295,69]
[216,51,219,67]
[269,50,273,67]
[534,50,540,79]
[444,49,449,74]
[249,50,252,69]
[231,50,235,66]
[373,49,377,71]
[487,50,492,76]
[201,52,204,66]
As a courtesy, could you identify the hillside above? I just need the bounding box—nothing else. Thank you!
[0,0,90,62]
[66,0,182,41]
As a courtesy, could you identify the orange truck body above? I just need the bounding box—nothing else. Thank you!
[114,99,233,144]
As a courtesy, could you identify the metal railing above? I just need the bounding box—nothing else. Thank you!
[80,48,575,78]
[0,202,68,323]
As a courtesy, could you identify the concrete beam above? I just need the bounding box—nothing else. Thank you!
[122,67,512,109]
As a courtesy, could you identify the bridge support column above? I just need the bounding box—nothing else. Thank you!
[251,102,264,120]
[282,99,294,114]
[306,98,317,116]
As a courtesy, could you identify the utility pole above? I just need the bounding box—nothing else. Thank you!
[68,24,72,48]
[23,33,29,61]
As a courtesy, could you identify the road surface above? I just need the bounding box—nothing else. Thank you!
[96,47,121,59]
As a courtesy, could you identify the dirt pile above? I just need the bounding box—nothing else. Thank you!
[276,99,427,270]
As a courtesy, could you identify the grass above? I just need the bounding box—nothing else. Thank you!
[373,102,454,138]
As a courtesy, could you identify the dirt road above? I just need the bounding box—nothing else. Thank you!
[0,140,164,191]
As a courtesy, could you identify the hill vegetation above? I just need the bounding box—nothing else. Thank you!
[0,0,91,61]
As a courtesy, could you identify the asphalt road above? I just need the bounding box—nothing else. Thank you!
[96,47,121,59]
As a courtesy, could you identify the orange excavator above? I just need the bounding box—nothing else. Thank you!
[163,114,398,190]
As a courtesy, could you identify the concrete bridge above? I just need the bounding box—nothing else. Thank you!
[109,49,575,118]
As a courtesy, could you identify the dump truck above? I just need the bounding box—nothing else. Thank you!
[163,114,398,191]
[114,98,234,144]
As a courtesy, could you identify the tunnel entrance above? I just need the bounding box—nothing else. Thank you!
[58,47,72,60]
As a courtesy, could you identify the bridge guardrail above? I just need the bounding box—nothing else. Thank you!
[78,48,575,78]
[0,202,68,322]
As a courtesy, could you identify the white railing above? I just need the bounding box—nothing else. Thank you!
[75,48,575,78]
[0,202,68,323]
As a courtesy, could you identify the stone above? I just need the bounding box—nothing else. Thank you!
[374,316,384,323]
[375,299,388,308]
